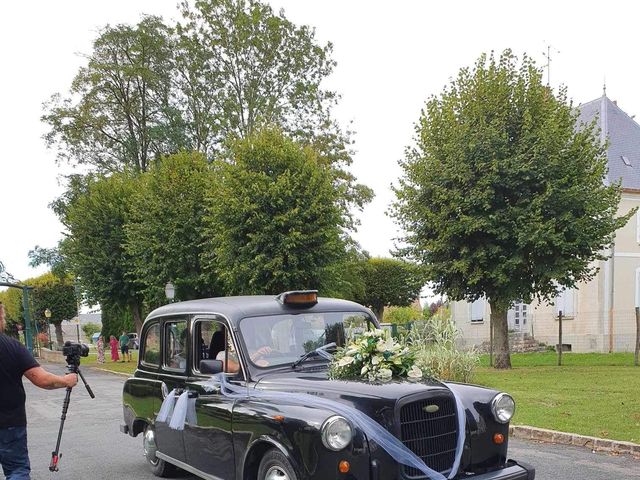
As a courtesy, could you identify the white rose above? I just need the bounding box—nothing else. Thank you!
[377,368,393,382]
[371,355,381,365]
[338,356,355,367]
[361,365,369,375]
[407,365,423,381]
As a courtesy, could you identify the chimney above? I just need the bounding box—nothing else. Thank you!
[613,100,618,105]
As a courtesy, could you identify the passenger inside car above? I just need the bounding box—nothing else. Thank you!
[209,328,241,373]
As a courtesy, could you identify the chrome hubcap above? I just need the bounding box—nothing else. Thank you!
[143,429,159,466]
[265,466,289,480]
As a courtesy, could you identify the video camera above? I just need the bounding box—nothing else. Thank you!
[62,341,89,367]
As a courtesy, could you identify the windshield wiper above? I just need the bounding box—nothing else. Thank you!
[291,342,336,369]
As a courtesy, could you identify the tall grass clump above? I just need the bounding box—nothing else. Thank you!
[406,307,479,383]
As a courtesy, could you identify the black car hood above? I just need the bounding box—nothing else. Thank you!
[256,370,445,396]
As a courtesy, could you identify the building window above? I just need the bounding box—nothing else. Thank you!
[471,298,484,322]
[555,288,574,317]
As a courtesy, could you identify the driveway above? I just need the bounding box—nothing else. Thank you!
[2,364,637,479]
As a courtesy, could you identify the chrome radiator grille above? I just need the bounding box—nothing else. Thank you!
[398,394,458,478]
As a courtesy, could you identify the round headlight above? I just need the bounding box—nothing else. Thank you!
[491,393,515,424]
[321,416,352,451]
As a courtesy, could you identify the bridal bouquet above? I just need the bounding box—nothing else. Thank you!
[329,328,422,382]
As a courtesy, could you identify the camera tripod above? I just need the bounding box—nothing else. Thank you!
[49,362,95,472]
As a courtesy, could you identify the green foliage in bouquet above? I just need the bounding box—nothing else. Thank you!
[329,329,422,382]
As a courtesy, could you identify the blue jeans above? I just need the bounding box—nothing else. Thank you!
[0,426,30,479]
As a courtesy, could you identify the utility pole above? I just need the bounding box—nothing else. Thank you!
[635,307,639,367]
[557,310,563,366]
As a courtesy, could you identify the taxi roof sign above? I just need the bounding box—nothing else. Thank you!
[276,290,318,306]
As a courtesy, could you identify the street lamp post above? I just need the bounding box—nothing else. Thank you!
[165,282,176,303]
[44,308,52,349]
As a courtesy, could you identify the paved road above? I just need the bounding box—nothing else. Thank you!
[2,364,637,479]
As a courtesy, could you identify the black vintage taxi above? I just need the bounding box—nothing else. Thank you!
[121,291,535,480]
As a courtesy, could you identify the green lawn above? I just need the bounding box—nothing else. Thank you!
[474,353,640,443]
[81,350,138,375]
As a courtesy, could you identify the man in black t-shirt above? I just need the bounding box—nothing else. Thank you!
[0,303,77,479]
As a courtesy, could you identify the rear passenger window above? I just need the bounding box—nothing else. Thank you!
[165,320,188,372]
[142,323,160,366]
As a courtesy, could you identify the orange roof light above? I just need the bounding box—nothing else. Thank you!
[277,290,318,306]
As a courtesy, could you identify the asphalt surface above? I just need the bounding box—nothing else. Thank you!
[1,364,637,480]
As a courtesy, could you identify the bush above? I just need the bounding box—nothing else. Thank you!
[406,308,479,383]
[385,305,423,324]
[81,322,101,341]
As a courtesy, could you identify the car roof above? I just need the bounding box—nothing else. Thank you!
[144,295,373,328]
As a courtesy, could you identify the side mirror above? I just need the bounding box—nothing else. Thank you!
[200,359,223,374]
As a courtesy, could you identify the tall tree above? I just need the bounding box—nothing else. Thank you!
[354,258,426,321]
[203,128,346,294]
[177,0,336,149]
[29,273,77,346]
[56,173,146,333]
[392,51,632,368]
[125,151,221,306]
[42,16,184,173]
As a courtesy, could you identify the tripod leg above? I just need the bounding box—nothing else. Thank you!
[49,386,72,472]
[77,368,95,398]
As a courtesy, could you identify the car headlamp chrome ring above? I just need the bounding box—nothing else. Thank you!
[321,415,352,451]
[491,393,515,424]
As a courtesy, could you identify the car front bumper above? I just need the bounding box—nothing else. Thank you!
[469,461,535,480]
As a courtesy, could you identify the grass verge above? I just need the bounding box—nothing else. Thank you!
[474,353,640,443]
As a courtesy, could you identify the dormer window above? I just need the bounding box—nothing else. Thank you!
[621,155,632,167]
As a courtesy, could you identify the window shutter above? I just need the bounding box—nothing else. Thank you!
[471,298,484,321]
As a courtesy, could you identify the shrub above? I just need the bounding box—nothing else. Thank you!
[81,322,102,341]
[385,305,423,324]
[407,308,479,383]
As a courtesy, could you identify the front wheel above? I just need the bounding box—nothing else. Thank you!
[258,449,298,480]
[143,426,176,477]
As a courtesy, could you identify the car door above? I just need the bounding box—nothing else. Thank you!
[155,317,189,465]
[182,318,238,479]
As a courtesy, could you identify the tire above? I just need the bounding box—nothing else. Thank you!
[143,426,176,477]
[258,449,298,480]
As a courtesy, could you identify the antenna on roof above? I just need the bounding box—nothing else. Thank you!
[542,44,560,86]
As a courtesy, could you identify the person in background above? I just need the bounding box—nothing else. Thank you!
[0,302,78,479]
[119,331,131,362]
[96,335,105,364]
[109,335,119,362]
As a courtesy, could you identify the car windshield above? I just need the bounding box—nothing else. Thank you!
[239,311,373,369]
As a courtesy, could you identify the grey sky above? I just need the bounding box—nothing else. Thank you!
[1,0,639,283]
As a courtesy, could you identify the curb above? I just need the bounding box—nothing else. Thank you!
[510,425,640,457]
[92,367,132,378]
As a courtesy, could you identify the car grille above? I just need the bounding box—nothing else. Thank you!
[397,393,458,478]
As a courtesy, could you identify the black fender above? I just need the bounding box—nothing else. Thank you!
[233,400,370,480]
[122,377,163,437]
[241,435,304,480]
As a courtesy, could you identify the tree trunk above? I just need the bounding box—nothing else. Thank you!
[54,322,64,348]
[373,305,384,323]
[130,302,144,335]
[489,302,511,369]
